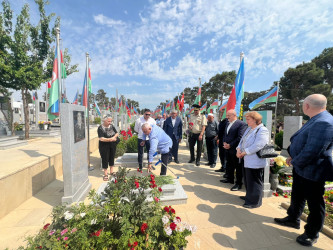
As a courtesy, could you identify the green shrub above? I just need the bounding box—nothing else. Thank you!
[275,131,283,150]
[130,122,135,134]
[94,117,101,124]
[115,137,126,158]
[126,135,138,153]
[14,122,23,131]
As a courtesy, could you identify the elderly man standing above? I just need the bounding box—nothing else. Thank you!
[163,110,182,163]
[205,113,219,168]
[141,123,172,175]
[220,109,247,191]
[274,94,333,247]
[134,109,156,171]
[188,104,207,166]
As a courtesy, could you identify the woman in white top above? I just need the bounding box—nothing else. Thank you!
[236,111,269,208]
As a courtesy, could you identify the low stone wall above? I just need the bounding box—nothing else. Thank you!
[0,135,99,220]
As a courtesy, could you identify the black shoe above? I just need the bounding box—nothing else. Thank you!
[243,204,258,209]
[231,184,242,191]
[188,159,195,163]
[296,233,318,247]
[220,179,234,184]
[210,164,216,168]
[196,162,200,166]
[174,160,180,164]
[205,162,211,166]
[223,174,229,178]
[215,168,224,172]
[274,217,300,229]
[240,196,245,200]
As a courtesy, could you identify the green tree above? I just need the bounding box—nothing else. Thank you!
[95,89,109,107]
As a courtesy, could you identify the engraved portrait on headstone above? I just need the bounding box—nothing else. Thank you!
[39,101,46,112]
[73,111,85,143]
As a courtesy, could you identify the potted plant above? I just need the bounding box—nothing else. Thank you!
[270,156,289,192]
[45,121,52,130]
[38,121,44,130]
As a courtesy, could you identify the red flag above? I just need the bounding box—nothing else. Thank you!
[179,93,184,111]
[226,84,236,112]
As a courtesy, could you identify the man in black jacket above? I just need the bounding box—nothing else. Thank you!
[215,117,229,173]
[220,109,247,191]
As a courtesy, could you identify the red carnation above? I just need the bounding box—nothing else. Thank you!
[133,241,138,247]
[158,187,162,192]
[128,243,131,247]
[141,223,148,234]
[176,216,181,222]
[95,229,102,237]
[170,222,177,230]
[43,223,50,230]
[164,206,170,213]
[170,208,176,214]
[135,181,140,188]
[284,195,288,198]
[154,197,159,202]
[150,174,155,180]
[114,179,117,183]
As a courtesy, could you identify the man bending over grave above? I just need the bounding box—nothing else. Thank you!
[141,123,172,175]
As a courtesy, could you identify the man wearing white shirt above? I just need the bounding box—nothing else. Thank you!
[134,109,156,170]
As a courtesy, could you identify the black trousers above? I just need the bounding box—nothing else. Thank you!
[99,142,116,169]
[160,150,170,175]
[243,167,264,207]
[137,138,150,168]
[189,133,203,162]
[287,170,325,238]
[206,137,217,164]
[218,142,226,169]
[225,150,243,185]
[169,135,179,161]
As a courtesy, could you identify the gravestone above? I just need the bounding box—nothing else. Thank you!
[60,103,91,205]
[281,116,302,157]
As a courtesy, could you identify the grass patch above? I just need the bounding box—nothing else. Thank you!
[154,175,174,187]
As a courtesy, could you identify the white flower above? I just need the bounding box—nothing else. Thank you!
[164,227,172,236]
[162,215,169,225]
[80,213,86,218]
[176,224,184,232]
[63,211,74,220]
[91,218,97,225]
[191,225,197,233]
[173,217,181,224]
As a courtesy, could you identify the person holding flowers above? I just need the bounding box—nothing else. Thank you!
[236,111,269,208]
[274,94,333,247]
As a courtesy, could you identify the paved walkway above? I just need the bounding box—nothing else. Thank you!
[0,140,332,249]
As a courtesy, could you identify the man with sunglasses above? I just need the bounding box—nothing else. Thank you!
[134,109,156,171]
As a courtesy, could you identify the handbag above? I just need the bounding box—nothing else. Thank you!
[115,136,120,144]
[254,127,278,159]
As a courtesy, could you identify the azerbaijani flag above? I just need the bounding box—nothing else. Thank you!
[72,90,78,104]
[165,101,171,111]
[189,107,194,114]
[60,50,67,79]
[118,97,122,113]
[249,86,278,110]
[161,105,165,115]
[179,93,184,112]
[133,106,138,115]
[48,46,60,120]
[208,99,219,112]
[226,57,245,116]
[200,103,207,113]
[219,100,228,111]
[93,101,101,116]
[32,92,37,103]
[125,101,131,119]
[80,69,88,108]
[194,85,201,106]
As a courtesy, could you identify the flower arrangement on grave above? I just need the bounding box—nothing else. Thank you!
[270,155,289,174]
[20,167,195,249]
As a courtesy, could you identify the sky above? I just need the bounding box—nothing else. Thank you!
[9,0,333,109]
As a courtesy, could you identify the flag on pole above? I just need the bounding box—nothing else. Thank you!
[93,101,101,116]
[189,107,194,114]
[80,69,88,108]
[133,106,138,115]
[165,101,171,111]
[200,103,207,113]
[207,99,219,112]
[72,90,78,104]
[48,46,60,120]
[249,86,278,110]
[226,57,245,116]
[161,105,165,115]
[32,92,37,103]
[194,85,201,106]
[219,100,228,111]
[171,100,175,110]
[118,97,122,113]
[125,101,131,119]
[88,68,92,94]
[60,50,67,79]
[179,93,184,112]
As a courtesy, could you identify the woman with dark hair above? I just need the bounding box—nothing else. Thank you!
[98,115,119,181]
[236,111,269,208]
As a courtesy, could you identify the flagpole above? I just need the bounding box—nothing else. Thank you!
[86,52,93,171]
[56,27,62,124]
[273,82,280,143]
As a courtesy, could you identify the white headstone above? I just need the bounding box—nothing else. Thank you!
[60,103,92,205]
[281,116,302,157]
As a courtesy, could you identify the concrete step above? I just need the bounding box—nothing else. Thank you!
[0,136,20,143]
[0,139,27,150]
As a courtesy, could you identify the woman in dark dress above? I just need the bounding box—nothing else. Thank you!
[98,115,119,181]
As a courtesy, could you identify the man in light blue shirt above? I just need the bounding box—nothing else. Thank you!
[141,123,172,175]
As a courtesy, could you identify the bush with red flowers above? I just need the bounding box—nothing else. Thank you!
[21,167,194,249]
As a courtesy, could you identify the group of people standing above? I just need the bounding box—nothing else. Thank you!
[97,93,333,247]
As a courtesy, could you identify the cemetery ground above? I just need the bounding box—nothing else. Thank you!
[0,134,333,249]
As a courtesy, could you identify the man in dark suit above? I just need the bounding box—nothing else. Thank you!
[274,94,333,247]
[220,109,247,191]
[163,109,183,163]
[215,116,229,173]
